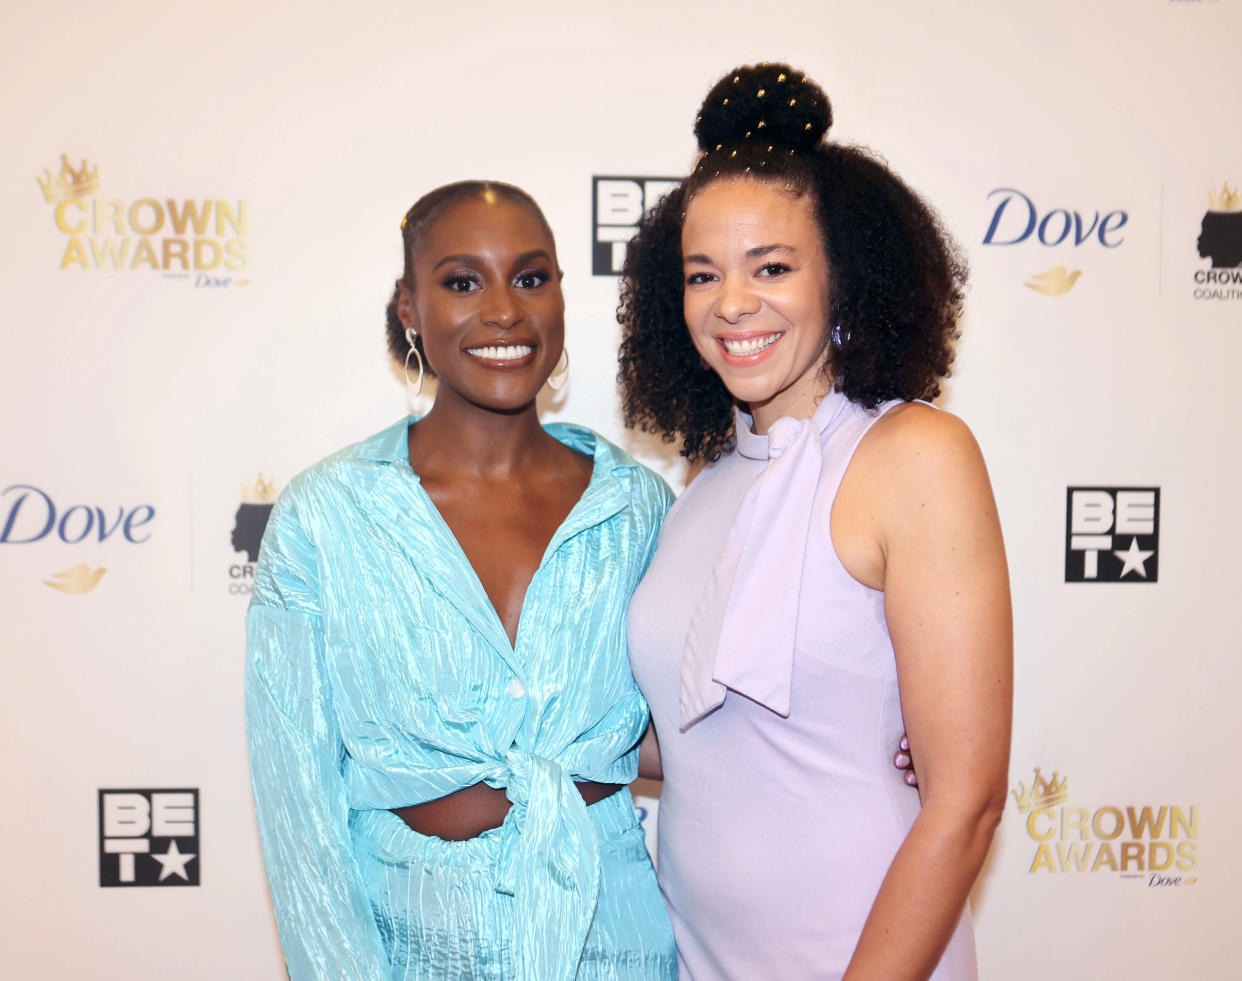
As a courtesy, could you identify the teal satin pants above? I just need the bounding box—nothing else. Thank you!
[349,789,677,980]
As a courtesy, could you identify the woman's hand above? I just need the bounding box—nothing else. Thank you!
[894,734,917,787]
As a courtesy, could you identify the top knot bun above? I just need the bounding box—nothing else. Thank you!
[694,63,832,154]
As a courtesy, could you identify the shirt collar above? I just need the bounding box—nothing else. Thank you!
[355,415,416,464]
[354,414,638,479]
[734,386,850,462]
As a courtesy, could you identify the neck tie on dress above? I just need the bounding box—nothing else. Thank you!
[494,748,600,981]
[680,392,846,730]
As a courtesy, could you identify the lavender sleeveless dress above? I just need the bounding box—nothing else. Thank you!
[627,389,977,980]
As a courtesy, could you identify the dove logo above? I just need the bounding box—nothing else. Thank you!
[592,176,681,275]
[983,188,1128,248]
[0,484,155,544]
[44,563,106,594]
[99,789,200,887]
[1065,487,1159,583]
[1024,266,1082,296]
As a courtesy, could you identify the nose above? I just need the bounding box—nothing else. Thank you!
[714,275,760,324]
[482,285,523,329]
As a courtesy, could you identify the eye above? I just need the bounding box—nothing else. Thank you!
[441,272,481,293]
[757,261,792,278]
[685,271,717,286]
[514,268,551,290]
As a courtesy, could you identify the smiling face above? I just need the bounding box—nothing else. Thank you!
[398,192,564,414]
[682,178,833,430]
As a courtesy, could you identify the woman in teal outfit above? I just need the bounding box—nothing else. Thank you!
[245,181,677,980]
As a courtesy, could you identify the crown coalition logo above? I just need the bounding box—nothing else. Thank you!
[982,187,1129,296]
[36,153,249,287]
[99,789,199,887]
[1065,487,1159,582]
[1011,768,1198,886]
[592,176,681,275]
[228,473,279,595]
[1193,181,1242,301]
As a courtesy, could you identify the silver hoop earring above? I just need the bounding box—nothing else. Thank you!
[404,327,424,399]
[546,348,569,391]
[831,324,850,350]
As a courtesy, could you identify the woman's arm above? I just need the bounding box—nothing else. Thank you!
[842,407,1012,981]
[636,721,663,780]
[245,500,392,981]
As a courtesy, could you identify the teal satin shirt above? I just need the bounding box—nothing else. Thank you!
[245,416,673,979]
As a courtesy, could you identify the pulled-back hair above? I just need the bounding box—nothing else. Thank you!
[384,181,556,372]
[618,63,967,463]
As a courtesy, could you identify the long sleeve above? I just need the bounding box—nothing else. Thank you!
[244,497,391,981]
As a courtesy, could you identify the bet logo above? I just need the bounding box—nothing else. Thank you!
[99,789,199,886]
[1065,487,1160,583]
[592,176,680,275]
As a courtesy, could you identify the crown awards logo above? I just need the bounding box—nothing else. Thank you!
[982,187,1128,296]
[1193,181,1242,301]
[228,474,278,595]
[1012,768,1198,886]
[99,789,199,887]
[38,153,249,287]
[592,176,681,275]
[1065,487,1159,582]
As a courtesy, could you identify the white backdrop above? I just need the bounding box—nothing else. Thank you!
[2,1,1239,977]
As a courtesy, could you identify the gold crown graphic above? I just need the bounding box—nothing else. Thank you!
[240,473,279,504]
[1208,181,1240,212]
[1011,767,1068,813]
[38,154,100,203]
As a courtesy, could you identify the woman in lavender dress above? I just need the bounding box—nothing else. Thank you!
[621,64,1012,980]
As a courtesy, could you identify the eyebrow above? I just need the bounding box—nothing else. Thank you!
[512,249,553,268]
[683,243,798,265]
[746,243,797,258]
[431,249,554,273]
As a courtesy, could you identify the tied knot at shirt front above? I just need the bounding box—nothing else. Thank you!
[245,415,672,981]
[680,388,850,730]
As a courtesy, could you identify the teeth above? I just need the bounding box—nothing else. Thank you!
[721,334,782,356]
[466,345,533,361]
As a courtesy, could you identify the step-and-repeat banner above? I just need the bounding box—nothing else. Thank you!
[2,1,1238,977]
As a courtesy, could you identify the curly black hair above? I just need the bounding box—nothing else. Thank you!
[618,63,967,463]
[383,181,557,373]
